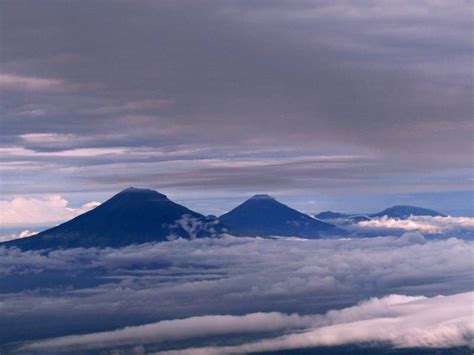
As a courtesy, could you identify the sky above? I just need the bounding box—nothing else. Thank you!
[1,0,473,226]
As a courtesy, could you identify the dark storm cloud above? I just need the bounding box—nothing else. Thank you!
[0,0,472,201]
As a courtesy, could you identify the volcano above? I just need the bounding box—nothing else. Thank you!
[2,187,227,250]
[219,194,344,238]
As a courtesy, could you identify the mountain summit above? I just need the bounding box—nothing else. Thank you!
[2,187,226,250]
[219,194,344,238]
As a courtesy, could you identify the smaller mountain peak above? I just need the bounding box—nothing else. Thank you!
[315,211,350,219]
[371,205,445,218]
[249,194,275,200]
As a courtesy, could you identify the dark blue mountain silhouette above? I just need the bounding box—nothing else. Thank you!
[314,211,371,223]
[1,187,226,250]
[219,194,344,238]
[369,205,446,219]
[316,205,445,222]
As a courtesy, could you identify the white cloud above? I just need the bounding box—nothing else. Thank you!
[355,216,474,234]
[18,292,474,353]
[0,230,37,243]
[0,195,100,228]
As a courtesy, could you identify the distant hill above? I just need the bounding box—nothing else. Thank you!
[316,205,445,222]
[315,211,352,220]
[219,194,345,238]
[1,187,227,250]
[369,205,446,219]
[314,211,370,224]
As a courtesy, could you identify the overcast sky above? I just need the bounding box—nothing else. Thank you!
[1,0,473,217]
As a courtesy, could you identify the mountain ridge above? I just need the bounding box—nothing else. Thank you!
[315,205,446,221]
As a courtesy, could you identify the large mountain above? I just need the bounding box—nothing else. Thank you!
[2,188,226,250]
[219,194,344,238]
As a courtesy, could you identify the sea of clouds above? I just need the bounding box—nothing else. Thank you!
[1,233,473,353]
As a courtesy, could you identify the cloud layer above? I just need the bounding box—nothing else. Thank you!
[1,235,472,351]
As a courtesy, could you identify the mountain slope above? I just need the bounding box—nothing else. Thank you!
[219,194,344,238]
[2,187,226,250]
